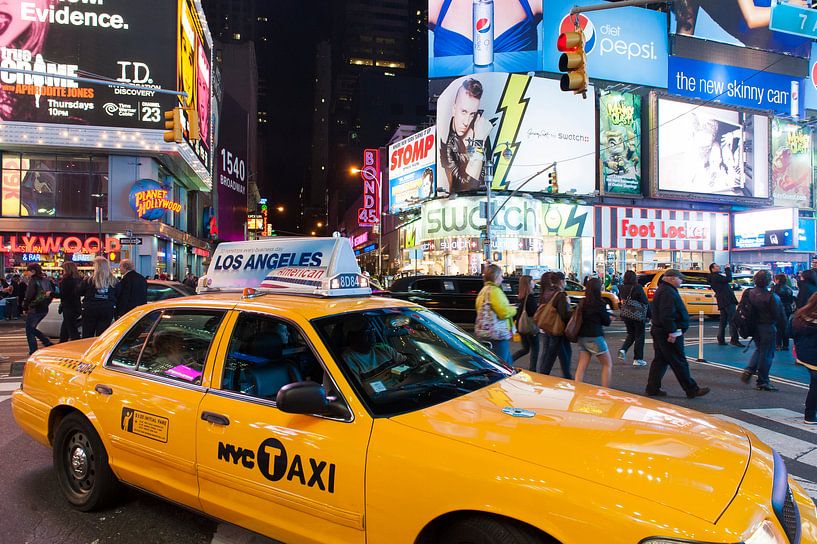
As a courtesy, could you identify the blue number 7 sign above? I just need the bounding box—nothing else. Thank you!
[770,2,817,39]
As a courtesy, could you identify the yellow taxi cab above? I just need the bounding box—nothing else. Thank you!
[564,278,620,310]
[12,238,817,544]
[639,269,723,316]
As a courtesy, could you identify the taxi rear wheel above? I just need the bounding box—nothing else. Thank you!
[53,413,118,512]
[438,516,552,544]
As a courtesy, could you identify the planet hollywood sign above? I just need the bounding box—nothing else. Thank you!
[0,235,121,254]
[133,189,182,219]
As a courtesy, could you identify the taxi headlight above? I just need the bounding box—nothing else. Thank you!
[640,520,786,544]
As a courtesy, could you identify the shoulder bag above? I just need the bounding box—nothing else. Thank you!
[474,289,512,341]
[534,292,565,336]
[517,295,539,336]
[563,300,584,343]
[620,285,647,322]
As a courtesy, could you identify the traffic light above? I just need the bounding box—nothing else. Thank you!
[187,108,200,141]
[547,169,559,194]
[557,29,588,95]
[163,108,183,143]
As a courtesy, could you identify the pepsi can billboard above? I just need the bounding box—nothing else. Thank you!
[428,0,543,79]
[542,0,668,88]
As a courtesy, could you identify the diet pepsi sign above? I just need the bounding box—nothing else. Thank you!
[544,0,668,88]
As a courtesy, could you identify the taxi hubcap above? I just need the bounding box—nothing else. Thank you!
[70,445,88,479]
[66,431,94,492]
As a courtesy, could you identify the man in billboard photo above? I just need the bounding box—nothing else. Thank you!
[196,37,210,144]
[429,0,542,57]
[674,0,811,57]
[178,0,197,110]
[440,78,493,193]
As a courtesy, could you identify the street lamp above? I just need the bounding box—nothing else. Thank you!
[276,205,285,213]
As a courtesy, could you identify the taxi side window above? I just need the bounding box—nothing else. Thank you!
[108,311,162,370]
[135,310,225,385]
[220,313,323,401]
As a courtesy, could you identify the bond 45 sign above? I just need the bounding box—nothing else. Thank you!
[358,149,380,227]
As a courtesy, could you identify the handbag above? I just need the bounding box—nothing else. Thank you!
[620,286,647,322]
[474,289,512,341]
[534,292,565,336]
[517,296,539,336]
[563,300,584,343]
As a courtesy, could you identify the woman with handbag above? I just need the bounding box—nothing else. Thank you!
[792,293,817,424]
[536,271,573,378]
[617,270,649,367]
[511,275,539,370]
[574,277,614,388]
[475,264,516,364]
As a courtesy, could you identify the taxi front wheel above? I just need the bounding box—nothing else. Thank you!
[438,516,553,544]
[53,413,119,512]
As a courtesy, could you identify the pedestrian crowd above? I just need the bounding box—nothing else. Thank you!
[474,262,817,421]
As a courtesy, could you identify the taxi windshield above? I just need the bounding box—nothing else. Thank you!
[313,308,513,417]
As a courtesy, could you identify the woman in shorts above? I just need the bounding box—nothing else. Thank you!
[574,277,614,388]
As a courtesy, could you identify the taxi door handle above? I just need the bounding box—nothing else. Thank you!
[94,384,113,396]
[201,411,230,426]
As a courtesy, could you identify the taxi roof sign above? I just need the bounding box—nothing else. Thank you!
[198,237,371,297]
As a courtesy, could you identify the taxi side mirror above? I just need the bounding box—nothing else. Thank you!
[276,382,329,415]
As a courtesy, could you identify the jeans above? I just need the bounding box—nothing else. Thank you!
[647,329,700,396]
[493,339,512,365]
[717,303,738,343]
[621,318,646,360]
[538,334,573,379]
[745,323,776,386]
[806,369,817,422]
[59,308,81,342]
[512,333,540,371]
[25,310,51,354]
[82,307,115,339]
[777,314,791,349]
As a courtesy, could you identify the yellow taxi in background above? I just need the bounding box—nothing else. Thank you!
[638,269,723,316]
[12,239,817,544]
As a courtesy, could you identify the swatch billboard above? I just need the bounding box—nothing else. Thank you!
[428,0,543,79]
[542,0,668,88]
[436,73,595,196]
[599,91,641,195]
[671,0,812,58]
[388,126,436,214]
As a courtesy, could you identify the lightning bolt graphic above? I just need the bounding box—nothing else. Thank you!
[563,205,588,237]
[491,74,530,190]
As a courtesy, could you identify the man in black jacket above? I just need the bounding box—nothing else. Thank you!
[646,269,710,399]
[741,270,788,392]
[115,259,147,319]
[708,263,743,347]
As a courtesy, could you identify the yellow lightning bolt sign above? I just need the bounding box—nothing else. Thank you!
[491,74,531,190]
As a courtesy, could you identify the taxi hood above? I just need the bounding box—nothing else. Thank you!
[392,373,750,523]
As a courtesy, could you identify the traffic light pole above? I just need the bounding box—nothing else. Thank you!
[569,0,667,15]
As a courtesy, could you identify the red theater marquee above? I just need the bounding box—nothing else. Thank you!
[594,206,729,251]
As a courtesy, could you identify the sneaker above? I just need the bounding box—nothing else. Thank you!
[687,387,710,399]
[740,371,752,384]
[730,340,746,348]
[645,389,667,397]
[804,419,817,425]
[618,349,626,361]
[633,359,647,367]
[756,384,779,392]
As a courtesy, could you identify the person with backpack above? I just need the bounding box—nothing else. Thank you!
[536,271,572,378]
[792,292,817,424]
[773,273,795,351]
[740,270,787,391]
[79,256,119,338]
[574,278,614,388]
[511,275,539,371]
[617,270,649,367]
[708,263,743,347]
[22,263,54,354]
[474,264,516,364]
[646,269,710,399]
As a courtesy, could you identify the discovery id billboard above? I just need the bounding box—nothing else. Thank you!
[436,73,595,195]
[388,127,436,214]
[671,0,812,58]
[657,98,770,202]
[542,0,668,88]
[599,91,641,195]
[428,0,543,79]
[771,119,812,209]
[0,0,179,127]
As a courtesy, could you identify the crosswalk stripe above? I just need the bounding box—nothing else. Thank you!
[793,476,817,498]
[713,415,817,461]
[743,408,817,436]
